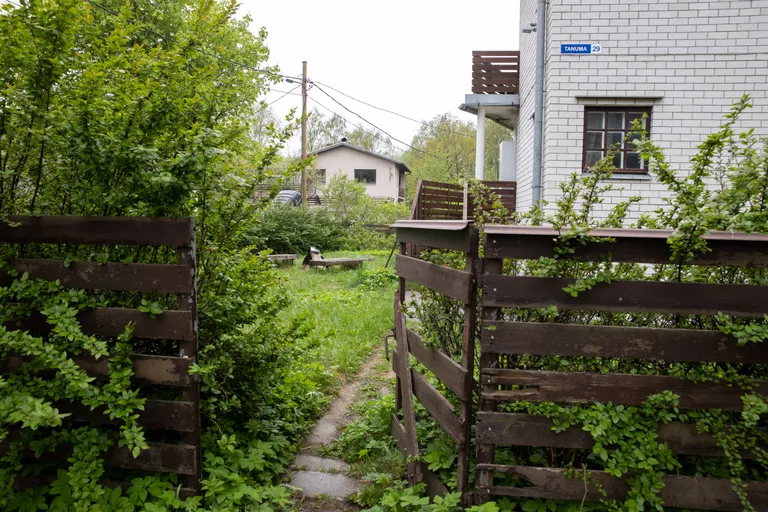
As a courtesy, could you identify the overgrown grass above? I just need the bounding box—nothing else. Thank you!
[281,250,396,381]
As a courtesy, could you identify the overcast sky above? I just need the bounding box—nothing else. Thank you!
[240,0,522,153]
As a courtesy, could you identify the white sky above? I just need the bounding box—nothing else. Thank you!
[241,0,521,153]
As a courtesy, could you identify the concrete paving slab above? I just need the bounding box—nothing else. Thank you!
[295,454,350,473]
[290,471,363,498]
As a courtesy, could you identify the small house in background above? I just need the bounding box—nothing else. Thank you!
[310,138,411,203]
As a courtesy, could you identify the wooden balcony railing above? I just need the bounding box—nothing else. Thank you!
[472,51,520,94]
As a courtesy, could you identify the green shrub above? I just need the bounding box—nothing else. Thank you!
[242,206,346,254]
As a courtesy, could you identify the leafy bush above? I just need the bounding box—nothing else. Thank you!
[358,268,399,290]
[242,205,347,255]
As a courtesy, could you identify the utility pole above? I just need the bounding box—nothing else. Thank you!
[301,61,308,206]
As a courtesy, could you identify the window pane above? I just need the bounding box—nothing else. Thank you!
[613,153,623,169]
[587,131,604,149]
[354,169,376,184]
[607,132,624,148]
[626,152,642,169]
[585,151,603,168]
[587,112,604,129]
[628,113,646,130]
[608,112,624,130]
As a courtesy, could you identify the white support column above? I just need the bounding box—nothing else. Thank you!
[475,107,486,180]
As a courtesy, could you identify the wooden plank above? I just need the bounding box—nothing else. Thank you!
[483,225,768,267]
[59,399,197,432]
[1,354,193,387]
[472,51,520,57]
[472,57,521,63]
[472,78,520,87]
[14,442,198,475]
[395,226,472,251]
[412,370,464,444]
[394,304,421,482]
[1,259,192,293]
[406,328,467,399]
[267,254,297,261]
[390,414,408,456]
[481,369,768,411]
[483,275,768,317]
[107,442,197,475]
[481,321,768,364]
[1,216,193,247]
[421,180,464,189]
[476,466,768,511]
[475,412,764,458]
[14,476,196,499]
[397,255,473,303]
[307,258,363,268]
[16,308,194,341]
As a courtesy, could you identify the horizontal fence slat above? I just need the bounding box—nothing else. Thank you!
[481,369,768,411]
[412,370,464,444]
[476,466,768,511]
[2,259,192,293]
[15,308,194,341]
[9,442,198,475]
[475,412,764,458]
[2,354,192,387]
[483,275,768,317]
[392,350,464,444]
[406,328,467,400]
[483,225,768,266]
[58,399,196,431]
[391,414,409,456]
[397,255,473,303]
[14,476,197,499]
[108,442,198,475]
[481,321,768,364]
[1,216,193,247]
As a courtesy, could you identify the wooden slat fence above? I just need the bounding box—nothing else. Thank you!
[0,215,200,496]
[472,51,520,95]
[390,220,479,504]
[412,180,517,222]
[391,221,768,509]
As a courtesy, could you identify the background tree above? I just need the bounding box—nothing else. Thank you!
[401,113,513,198]
[306,108,397,155]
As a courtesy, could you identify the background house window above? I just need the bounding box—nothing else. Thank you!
[583,107,650,173]
[354,169,376,184]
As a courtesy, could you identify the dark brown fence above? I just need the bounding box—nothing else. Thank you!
[0,216,200,496]
[390,220,479,501]
[410,180,517,222]
[391,221,768,509]
[472,51,520,95]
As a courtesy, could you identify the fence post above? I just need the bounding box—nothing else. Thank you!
[458,225,479,504]
[177,219,201,492]
[474,254,503,503]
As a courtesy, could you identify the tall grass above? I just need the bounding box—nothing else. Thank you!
[281,251,395,382]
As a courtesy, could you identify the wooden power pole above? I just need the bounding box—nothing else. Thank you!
[301,61,308,206]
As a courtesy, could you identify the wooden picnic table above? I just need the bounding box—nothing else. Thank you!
[267,254,297,268]
[307,258,364,269]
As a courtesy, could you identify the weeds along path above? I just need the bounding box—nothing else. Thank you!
[291,350,392,508]
[278,251,398,508]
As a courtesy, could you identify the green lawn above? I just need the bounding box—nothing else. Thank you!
[281,250,397,382]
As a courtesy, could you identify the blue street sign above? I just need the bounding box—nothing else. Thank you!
[560,43,603,55]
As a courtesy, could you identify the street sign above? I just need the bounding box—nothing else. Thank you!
[560,43,603,55]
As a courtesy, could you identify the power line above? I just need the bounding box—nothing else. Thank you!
[310,96,404,154]
[265,85,301,107]
[312,80,426,126]
[310,83,449,163]
[83,0,294,82]
[312,79,476,140]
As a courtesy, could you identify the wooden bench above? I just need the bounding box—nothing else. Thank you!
[267,254,297,268]
[307,258,364,269]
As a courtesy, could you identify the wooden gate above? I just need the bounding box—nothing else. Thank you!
[390,220,478,502]
[0,215,201,495]
[391,221,768,510]
[476,225,768,510]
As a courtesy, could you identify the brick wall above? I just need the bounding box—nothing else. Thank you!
[519,0,768,222]
[515,0,539,212]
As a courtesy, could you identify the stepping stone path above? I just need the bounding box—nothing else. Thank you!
[291,353,390,510]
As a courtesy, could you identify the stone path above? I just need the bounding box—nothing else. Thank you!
[290,352,391,510]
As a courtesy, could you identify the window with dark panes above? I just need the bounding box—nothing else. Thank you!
[583,108,650,173]
[354,169,376,184]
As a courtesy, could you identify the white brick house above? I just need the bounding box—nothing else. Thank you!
[462,0,768,222]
